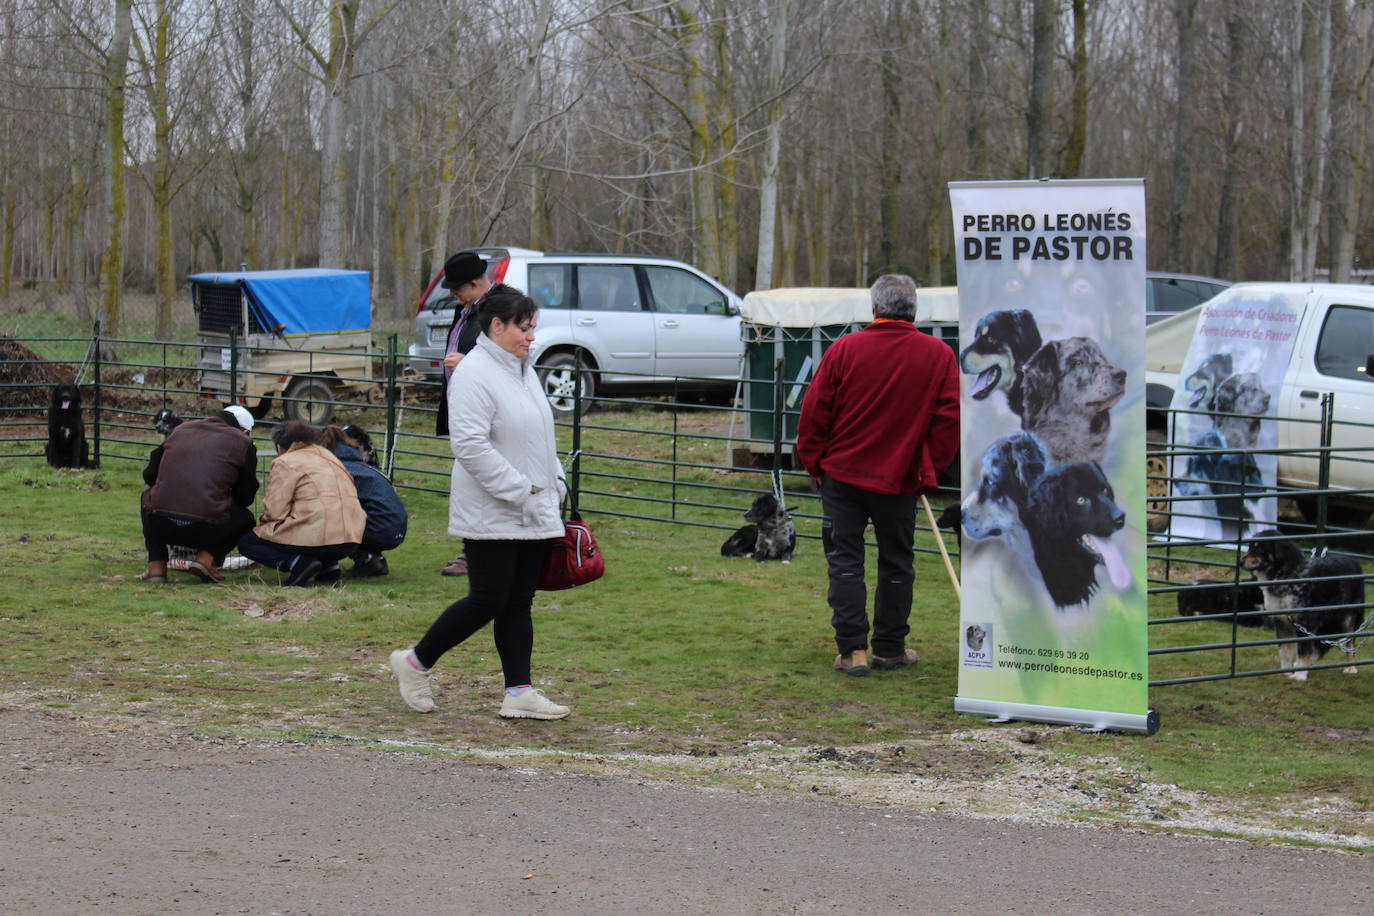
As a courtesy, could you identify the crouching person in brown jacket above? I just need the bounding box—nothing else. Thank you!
[237,420,366,587]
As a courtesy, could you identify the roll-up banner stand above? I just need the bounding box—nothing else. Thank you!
[950,179,1156,735]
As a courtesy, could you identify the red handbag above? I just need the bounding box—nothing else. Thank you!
[538,512,604,590]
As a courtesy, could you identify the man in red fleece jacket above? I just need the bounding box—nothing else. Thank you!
[796,274,960,677]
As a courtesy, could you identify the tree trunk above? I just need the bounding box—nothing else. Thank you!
[1060,0,1089,179]
[1025,0,1055,178]
[754,0,789,291]
[1165,0,1199,270]
[877,0,903,271]
[1327,3,1372,283]
[431,89,459,269]
[318,1,359,269]
[99,0,134,349]
[965,0,989,177]
[1300,0,1333,281]
[710,4,738,291]
[679,6,721,280]
[236,0,259,269]
[149,0,176,339]
[1214,0,1248,280]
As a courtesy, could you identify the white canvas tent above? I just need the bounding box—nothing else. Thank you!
[740,286,959,328]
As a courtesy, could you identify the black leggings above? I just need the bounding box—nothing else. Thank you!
[413,538,551,688]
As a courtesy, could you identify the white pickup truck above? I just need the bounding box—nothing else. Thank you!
[1146,282,1374,522]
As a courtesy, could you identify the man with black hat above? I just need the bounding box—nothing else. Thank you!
[435,250,491,576]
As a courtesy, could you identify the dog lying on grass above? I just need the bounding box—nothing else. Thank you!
[721,493,796,562]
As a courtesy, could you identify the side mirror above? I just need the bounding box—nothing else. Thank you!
[1365,355,1374,379]
[726,301,740,317]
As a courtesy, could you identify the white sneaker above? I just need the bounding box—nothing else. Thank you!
[389,649,435,713]
[499,688,570,720]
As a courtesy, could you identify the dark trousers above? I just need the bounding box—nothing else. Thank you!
[819,476,918,657]
[142,506,255,565]
[413,538,550,688]
[236,531,358,572]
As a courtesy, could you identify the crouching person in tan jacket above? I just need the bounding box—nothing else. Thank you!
[237,420,366,587]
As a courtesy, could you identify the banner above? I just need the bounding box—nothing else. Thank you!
[950,179,1154,734]
[1166,288,1303,542]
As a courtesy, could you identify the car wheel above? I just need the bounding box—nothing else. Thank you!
[537,352,595,417]
[283,376,336,424]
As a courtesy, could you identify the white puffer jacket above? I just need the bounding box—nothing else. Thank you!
[447,332,565,540]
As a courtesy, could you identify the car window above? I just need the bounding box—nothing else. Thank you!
[1315,305,1374,381]
[529,264,568,309]
[1150,277,1203,314]
[643,266,728,315]
[576,264,641,312]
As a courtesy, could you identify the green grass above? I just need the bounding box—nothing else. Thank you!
[3,420,1374,849]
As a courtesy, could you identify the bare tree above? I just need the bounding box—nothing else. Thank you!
[1025,0,1055,178]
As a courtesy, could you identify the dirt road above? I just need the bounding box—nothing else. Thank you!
[1,706,1369,915]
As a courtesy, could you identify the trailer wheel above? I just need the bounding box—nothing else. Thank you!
[283,376,336,424]
[1146,427,1170,532]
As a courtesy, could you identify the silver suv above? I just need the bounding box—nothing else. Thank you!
[409,247,744,414]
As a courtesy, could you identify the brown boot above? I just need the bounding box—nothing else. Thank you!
[834,649,869,677]
[139,561,168,583]
[187,551,225,583]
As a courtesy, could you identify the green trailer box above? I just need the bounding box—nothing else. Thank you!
[737,287,959,462]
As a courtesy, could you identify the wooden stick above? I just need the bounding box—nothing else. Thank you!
[920,494,961,600]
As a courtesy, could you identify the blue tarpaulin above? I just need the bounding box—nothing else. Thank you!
[189,268,371,336]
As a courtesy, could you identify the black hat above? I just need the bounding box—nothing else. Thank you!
[440,251,487,289]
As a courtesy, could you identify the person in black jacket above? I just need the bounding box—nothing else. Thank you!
[325,425,408,577]
[140,406,259,583]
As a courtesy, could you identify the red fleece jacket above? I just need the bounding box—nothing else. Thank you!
[796,320,960,495]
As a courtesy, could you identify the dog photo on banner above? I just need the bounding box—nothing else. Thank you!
[950,179,1153,734]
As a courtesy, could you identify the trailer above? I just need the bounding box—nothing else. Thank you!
[191,269,379,424]
[733,286,959,466]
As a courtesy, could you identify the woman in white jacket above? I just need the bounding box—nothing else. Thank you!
[389,288,570,720]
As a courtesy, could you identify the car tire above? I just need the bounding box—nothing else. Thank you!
[283,376,337,424]
[536,351,595,417]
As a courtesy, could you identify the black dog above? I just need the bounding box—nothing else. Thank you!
[721,493,796,562]
[153,408,184,438]
[1024,462,1130,608]
[1175,578,1266,627]
[342,424,380,467]
[959,309,1043,403]
[46,382,90,468]
[1242,531,1365,679]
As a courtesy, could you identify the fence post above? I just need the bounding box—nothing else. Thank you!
[228,325,239,407]
[671,376,680,520]
[571,353,583,514]
[1316,392,1334,537]
[771,355,785,474]
[91,321,102,467]
[384,334,398,479]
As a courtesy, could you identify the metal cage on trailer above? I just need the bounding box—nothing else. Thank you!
[191,268,381,424]
[732,286,959,467]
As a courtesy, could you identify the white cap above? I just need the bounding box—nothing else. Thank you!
[223,405,255,432]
